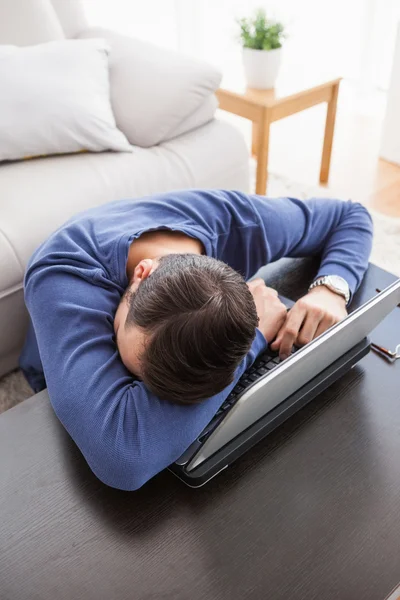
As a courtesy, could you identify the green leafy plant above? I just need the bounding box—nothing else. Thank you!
[238,8,285,51]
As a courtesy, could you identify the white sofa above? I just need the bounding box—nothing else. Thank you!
[0,0,249,379]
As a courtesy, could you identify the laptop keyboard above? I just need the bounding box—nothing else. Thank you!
[175,346,298,466]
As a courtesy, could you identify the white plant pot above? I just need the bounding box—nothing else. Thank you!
[242,47,282,89]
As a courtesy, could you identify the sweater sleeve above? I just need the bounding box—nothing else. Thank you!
[247,196,373,295]
[23,263,266,491]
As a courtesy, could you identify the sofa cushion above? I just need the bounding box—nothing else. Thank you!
[0,151,191,270]
[0,118,248,271]
[0,231,24,293]
[77,27,222,147]
[0,0,64,46]
[169,95,218,141]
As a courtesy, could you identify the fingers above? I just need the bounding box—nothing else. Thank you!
[272,308,339,358]
[268,284,350,360]
[247,278,264,290]
[247,279,278,294]
[248,281,287,342]
[296,313,321,347]
[273,304,308,359]
[270,301,289,338]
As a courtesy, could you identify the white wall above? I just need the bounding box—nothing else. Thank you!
[380,23,400,165]
[84,0,179,50]
[83,0,400,90]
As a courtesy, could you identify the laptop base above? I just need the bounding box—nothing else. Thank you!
[169,338,370,488]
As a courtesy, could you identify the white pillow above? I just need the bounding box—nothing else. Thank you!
[0,38,132,162]
[78,28,222,147]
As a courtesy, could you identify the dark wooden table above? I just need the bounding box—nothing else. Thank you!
[1,262,399,600]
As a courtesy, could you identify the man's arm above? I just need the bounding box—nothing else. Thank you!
[247,196,373,293]
[246,196,373,356]
[24,265,267,491]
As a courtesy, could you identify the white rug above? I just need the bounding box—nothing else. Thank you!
[1,173,399,414]
[0,370,33,414]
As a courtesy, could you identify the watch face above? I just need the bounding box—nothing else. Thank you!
[327,275,348,294]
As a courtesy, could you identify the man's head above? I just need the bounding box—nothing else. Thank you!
[115,253,258,404]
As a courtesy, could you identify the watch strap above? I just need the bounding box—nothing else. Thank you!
[308,276,350,304]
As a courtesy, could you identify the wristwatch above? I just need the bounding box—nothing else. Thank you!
[308,275,350,304]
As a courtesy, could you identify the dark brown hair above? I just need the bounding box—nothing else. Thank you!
[125,254,258,403]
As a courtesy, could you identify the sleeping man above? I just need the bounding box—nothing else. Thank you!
[20,190,373,490]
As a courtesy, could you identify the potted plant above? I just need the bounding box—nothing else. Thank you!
[238,8,285,89]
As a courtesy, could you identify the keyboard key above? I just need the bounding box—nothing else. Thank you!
[256,366,269,376]
[266,360,276,369]
[248,373,258,382]
[272,356,281,364]
[227,396,238,406]
[258,358,269,366]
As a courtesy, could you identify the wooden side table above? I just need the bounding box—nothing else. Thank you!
[216,77,342,195]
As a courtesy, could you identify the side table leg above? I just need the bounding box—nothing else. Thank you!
[252,122,258,157]
[255,112,271,195]
[320,82,340,183]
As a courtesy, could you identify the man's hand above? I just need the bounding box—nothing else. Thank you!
[247,279,287,343]
[270,286,348,359]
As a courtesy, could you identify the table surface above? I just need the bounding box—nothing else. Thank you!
[220,72,341,106]
[1,262,400,600]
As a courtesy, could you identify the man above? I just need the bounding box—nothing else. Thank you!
[20,190,373,490]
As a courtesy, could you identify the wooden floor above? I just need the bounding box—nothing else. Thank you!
[219,81,400,217]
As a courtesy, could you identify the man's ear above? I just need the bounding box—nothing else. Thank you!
[131,259,156,286]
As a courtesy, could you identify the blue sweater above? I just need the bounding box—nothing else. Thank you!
[20,190,373,490]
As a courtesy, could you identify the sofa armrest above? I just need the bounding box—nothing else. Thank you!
[77,27,222,147]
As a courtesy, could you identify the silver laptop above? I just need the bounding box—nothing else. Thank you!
[169,278,400,487]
